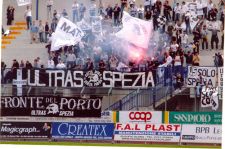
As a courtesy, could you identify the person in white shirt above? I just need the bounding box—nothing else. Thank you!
[72,0,79,23]
[137,5,144,19]
[159,52,173,86]
[174,3,181,22]
[56,60,66,69]
[66,50,76,68]
[46,0,53,20]
[174,52,182,75]
[160,52,173,67]
[180,1,188,20]
[24,5,32,30]
[109,55,118,70]
[38,20,44,43]
[181,31,189,49]
[47,57,55,69]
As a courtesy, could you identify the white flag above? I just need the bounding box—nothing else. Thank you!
[77,19,91,31]
[201,86,219,111]
[92,16,102,33]
[115,11,152,49]
[51,17,84,51]
[17,0,31,6]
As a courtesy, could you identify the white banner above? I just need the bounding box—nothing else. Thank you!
[115,11,152,49]
[200,86,219,111]
[187,66,217,87]
[51,17,84,51]
[181,124,222,144]
[77,19,91,31]
[206,20,222,31]
[92,16,102,33]
[0,111,114,123]
[16,0,31,6]
[114,123,181,142]
[218,67,223,100]
[119,111,162,123]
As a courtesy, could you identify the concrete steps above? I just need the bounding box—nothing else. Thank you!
[1,22,26,50]
[1,23,48,67]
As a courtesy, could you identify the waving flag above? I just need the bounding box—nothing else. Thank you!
[115,11,153,49]
[17,0,31,6]
[51,17,84,51]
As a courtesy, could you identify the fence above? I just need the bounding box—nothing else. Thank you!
[1,66,223,111]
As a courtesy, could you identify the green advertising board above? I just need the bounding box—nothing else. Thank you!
[168,112,222,124]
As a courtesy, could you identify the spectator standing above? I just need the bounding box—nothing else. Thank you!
[173,73,184,92]
[7,6,15,25]
[137,5,144,19]
[56,60,66,69]
[33,59,40,68]
[121,0,128,13]
[152,8,158,31]
[105,5,113,19]
[85,58,94,70]
[184,51,193,77]
[129,0,135,8]
[66,50,76,68]
[208,5,218,21]
[163,0,172,21]
[218,0,225,19]
[202,0,208,19]
[207,0,214,20]
[109,55,118,70]
[24,5,32,30]
[221,26,224,50]
[192,52,200,66]
[53,10,58,20]
[201,25,209,50]
[180,2,188,21]
[46,0,53,20]
[38,20,44,43]
[30,21,39,44]
[99,60,106,72]
[193,29,201,53]
[174,3,181,22]
[145,8,152,20]
[45,22,49,43]
[172,0,177,21]
[130,4,137,17]
[144,0,151,12]
[72,0,79,23]
[113,4,121,26]
[184,11,191,34]
[51,19,57,32]
[79,3,86,21]
[154,0,162,16]
[210,28,219,50]
[181,31,189,49]
[1,62,6,83]
[25,61,33,69]
[47,57,55,69]
[62,9,69,18]
[19,60,25,68]
[174,52,182,75]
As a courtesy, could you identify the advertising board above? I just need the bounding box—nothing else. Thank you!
[114,123,181,142]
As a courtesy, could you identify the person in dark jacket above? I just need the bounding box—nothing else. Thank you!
[45,22,49,43]
[7,6,15,25]
[113,4,121,26]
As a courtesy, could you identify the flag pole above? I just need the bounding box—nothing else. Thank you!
[36,0,39,20]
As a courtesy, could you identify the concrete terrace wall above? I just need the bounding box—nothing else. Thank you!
[2,0,221,25]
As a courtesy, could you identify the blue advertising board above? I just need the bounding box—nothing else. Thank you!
[52,122,114,140]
